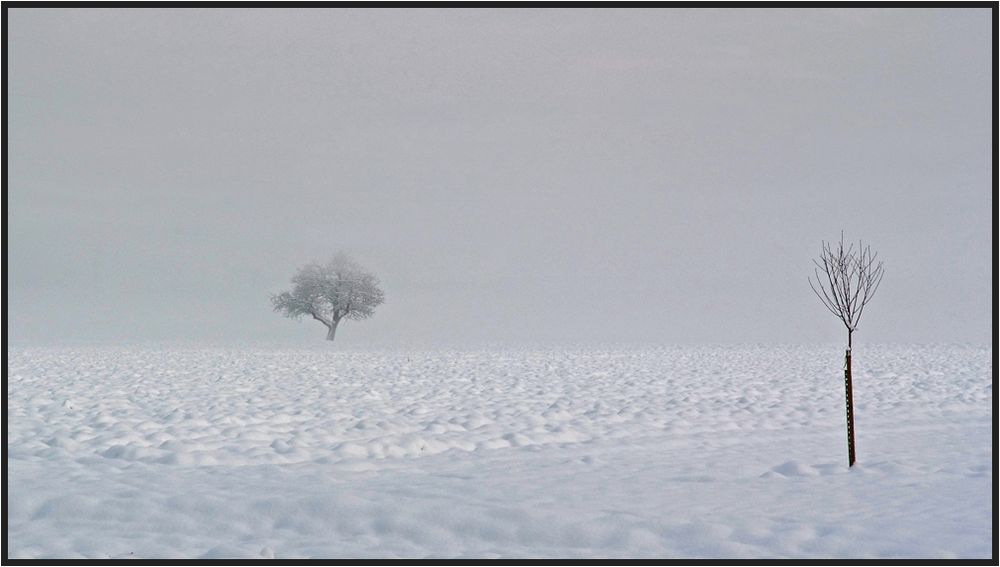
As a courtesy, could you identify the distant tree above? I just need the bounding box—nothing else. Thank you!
[271,253,385,342]
[809,232,884,467]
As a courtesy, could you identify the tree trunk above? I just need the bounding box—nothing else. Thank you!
[844,331,857,467]
[326,320,339,342]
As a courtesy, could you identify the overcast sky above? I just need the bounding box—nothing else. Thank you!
[7,8,992,347]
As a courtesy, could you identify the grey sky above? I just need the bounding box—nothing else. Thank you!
[7,8,993,346]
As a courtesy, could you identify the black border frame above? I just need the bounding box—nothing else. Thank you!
[1,2,996,565]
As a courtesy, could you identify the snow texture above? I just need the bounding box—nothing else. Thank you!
[6,344,992,559]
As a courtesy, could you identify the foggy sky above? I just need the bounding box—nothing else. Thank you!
[7,8,993,346]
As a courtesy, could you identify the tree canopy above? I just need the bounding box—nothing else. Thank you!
[272,253,385,336]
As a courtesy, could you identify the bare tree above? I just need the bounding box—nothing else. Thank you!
[809,232,884,467]
[271,253,385,342]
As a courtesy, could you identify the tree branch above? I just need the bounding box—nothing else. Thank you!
[810,234,883,337]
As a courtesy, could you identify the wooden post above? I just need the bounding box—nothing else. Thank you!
[844,348,857,467]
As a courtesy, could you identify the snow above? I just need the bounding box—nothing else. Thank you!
[6,344,992,559]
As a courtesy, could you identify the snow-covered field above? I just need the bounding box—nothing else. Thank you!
[5,344,993,559]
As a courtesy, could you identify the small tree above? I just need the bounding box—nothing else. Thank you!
[272,253,385,342]
[809,232,884,467]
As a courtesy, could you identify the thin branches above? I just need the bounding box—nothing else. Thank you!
[808,232,884,338]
